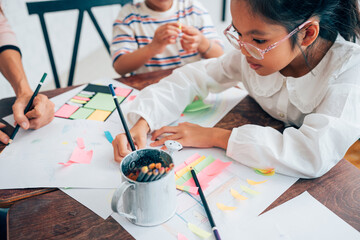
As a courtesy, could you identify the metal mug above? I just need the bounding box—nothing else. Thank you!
[111,148,177,226]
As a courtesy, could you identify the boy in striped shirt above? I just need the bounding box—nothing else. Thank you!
[111,0,224,76]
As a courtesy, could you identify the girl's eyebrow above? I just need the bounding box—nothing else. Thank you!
[232,22,269,36]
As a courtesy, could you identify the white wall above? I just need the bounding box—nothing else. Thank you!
[0,0,232,99]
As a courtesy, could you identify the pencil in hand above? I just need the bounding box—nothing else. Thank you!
[108,84,136,151]
[8,73,47,144]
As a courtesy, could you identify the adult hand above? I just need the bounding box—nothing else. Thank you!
[180,25,207,52]
[12,93,55,130]
[150,122,231,149]
[0,122,10,144]
[112,118,150,162]
[148,22,181,54]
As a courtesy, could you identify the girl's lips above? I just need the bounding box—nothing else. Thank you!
[249,63,262,70]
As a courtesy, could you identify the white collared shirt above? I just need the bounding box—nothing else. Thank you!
[127,35,360,178]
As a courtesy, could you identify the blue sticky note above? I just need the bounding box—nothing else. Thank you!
[104,131,114,144]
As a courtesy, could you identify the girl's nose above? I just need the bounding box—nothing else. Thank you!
[241,45,252,57]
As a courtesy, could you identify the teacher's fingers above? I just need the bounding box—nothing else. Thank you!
[12,99,30,130]
[0,124,10,144]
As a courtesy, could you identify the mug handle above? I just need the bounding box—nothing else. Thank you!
[111,181,137,220]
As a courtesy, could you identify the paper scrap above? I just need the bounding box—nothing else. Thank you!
[77,138,85,149]
[72,95,90,101]
[61,141,68,145]
[184,100,212,113]
[128,95,136,101]
[174,153,202,172]
[216,203,237,211]
[70,98,87,104]
[230,188,248,200]
[177,233,188,240]
[240,185,260,195]
[59,146,93,166]
[254,168,275,176]
[247,179,268,185]
[54,104,79,118]
[187,222,211,239]
[104,131,114,144]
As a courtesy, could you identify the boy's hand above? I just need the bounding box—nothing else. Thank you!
[148,22,181,55]
[112,118,150,162]
[180,25,207,53]
[13,94,55,130]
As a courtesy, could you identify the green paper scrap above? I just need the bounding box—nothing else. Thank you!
[70,108,94,120]
[240,185,260,195]
[77,93,93,98]
[183,100,212,113]
[84,93,124,112]
[175,155,216,186]
[187,222,211,239]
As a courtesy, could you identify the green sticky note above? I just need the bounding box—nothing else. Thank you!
[70,108,94,119]
[77,93,93,98]
[193,155,215,172]
[84,93,124,111]
[183,100,212,113]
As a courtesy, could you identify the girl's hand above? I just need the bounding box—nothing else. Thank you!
[112,118,150,162]
[180,25,207,52]
[148,22,181,55]
[150,122,231,150]
[13,93,54,130]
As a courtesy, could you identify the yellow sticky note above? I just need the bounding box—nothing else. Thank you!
[175,156,206,180]
[70,99,87,104]
[230,188,248,200]
[87,109,111,121]
[240,185,260,195]
[61,141,68,145]
[216,203,237,211]
[246,179,268,185]
[187,222,211,239]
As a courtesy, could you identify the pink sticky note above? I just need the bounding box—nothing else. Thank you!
[72,96,90,101]
[187,187,198,195]
[184,159,231,191]
[128,95,136,101]
[54,104,79,118]
[177,233,189,240]
[77,137,85,149]
[114,87,132,97]
[59,146,93,166]
[174,153,202,172]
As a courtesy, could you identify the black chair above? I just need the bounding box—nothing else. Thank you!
[26,0,133,88]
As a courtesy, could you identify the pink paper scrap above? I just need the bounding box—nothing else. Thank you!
[77,137,85,149]
[72,95,90,101]
[177,233,189,240]
[128,95,136,101]
[59,146,93,166]
[174,153,202,172]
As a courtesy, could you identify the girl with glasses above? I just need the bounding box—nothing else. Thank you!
[112,0,360,178]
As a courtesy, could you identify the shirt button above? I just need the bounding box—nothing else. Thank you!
[279,113,285,118]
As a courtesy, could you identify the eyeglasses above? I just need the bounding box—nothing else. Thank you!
[223,21,311,60]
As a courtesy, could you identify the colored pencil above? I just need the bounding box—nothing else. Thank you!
[155,162,162,170]
[190,167,221,240]
[148,163,156,170]
[154,167,165,180]
[108,84,136,151]
[136,166,148,182]
[8,73,47,144]
[142,171,153,182]
[148,169,159,181]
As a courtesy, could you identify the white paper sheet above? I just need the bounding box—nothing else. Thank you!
[237,191,360,240]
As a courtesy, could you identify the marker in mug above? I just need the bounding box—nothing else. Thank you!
[8,73,47,144]
[142,171,153,182]
[136,166,148,182]
[108,84,136,151]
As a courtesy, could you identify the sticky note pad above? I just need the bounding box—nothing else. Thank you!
[73,95,90,101]
[70,99,87,104]
[70,108,94,120]
[87,109,111,121]
[84,93,124,111]
[114,87,132,97]
[55,104,79,118]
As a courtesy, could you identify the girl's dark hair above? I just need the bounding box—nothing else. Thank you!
[245,0,360,48]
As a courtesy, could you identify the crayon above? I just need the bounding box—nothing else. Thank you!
[136,166,148,182]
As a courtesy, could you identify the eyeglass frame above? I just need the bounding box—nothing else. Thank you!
[223,21,311,60]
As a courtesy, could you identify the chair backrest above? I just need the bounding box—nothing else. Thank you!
[27,0,133,88]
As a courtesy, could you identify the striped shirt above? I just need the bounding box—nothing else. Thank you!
[111,0,223,75]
